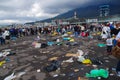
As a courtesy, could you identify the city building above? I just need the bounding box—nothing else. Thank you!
[99,5,110,17]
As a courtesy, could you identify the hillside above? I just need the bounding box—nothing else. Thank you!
[40,2,120,22]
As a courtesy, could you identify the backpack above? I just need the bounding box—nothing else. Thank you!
[45,60,61,72]
[41,43,48,48]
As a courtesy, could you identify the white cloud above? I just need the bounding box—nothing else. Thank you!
[0,0,99,25]
[0,19,34,25]
[0,20,22,24]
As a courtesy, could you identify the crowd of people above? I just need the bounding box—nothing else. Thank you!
[95,21,120,76]
[0,24,95,45]
[0,21,120,76]
[0,22,120,45]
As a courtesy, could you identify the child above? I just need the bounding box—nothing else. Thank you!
[106,36,113,54]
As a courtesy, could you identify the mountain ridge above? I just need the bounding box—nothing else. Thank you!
[40,4,120,22]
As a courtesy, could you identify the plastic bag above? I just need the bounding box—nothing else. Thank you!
[77,50,84,56]
[77,56,85,62]
[86,69,109,78]
[82,59,92,64]
[45,60,61,72]
[97,43,106,47]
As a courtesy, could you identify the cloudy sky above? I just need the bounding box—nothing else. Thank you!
[0,0,117,25]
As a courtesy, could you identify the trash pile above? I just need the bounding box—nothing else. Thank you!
[4,71,26,80]
[86,69,109,79]
[0,30,119,80]
[0,49,16,67]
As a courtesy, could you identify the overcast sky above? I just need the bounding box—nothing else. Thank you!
[0,0,118,25]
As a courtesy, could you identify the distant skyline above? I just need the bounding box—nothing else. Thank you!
[0,0,119,25]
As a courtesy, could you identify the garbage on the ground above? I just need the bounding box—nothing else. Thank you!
[37,69,41,73]
[97,43,106,47]
[70,34,74,37]
[41,38,46,41]
[69,38,75,42]
[4,71,26,80]
[5,57,10,62]
[92,33,96,36]
[67,32,72,35]
[110,73,114,76]
[86,69,109,78]
[41,43,48,48]
[79,77,91,80]
[82,59,92,64]
[4,72,15,80]
[56,42,62,45]
[66,42,78,46]
[7,52,16,56]
[98,77,101,79]
[63,37,71,41]
[53,74,58,77]
[112,68,116,71]
[48,57,58,61]
[0,61,6,67]
[52,32,58,36]
[59,73,66,76]
[32,42,48,48]
[0,51,11,57]
[62,33,68,37]
[63,58,74,63]
[92,65,98,69]
[32,41,41,48]
[65,53,78,57]
[2,49,11,52]
[77,56,85,62]
[47,41,54,46]
[71,42,78,46]
[77,50,84,56]
[68,72,74,77]
[15,72,26,78]
[81,68,84,70]
[63,37,75,42]
[34,36,40,41]
[105,60,110,63]
[74,69,79,72]
[45,60,61,72]
[56,39,60,43]
[0,52,5,57]
[91,58,103,65]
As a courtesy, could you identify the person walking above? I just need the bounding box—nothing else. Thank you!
[106,36,113,54]
[0,29,5,45]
